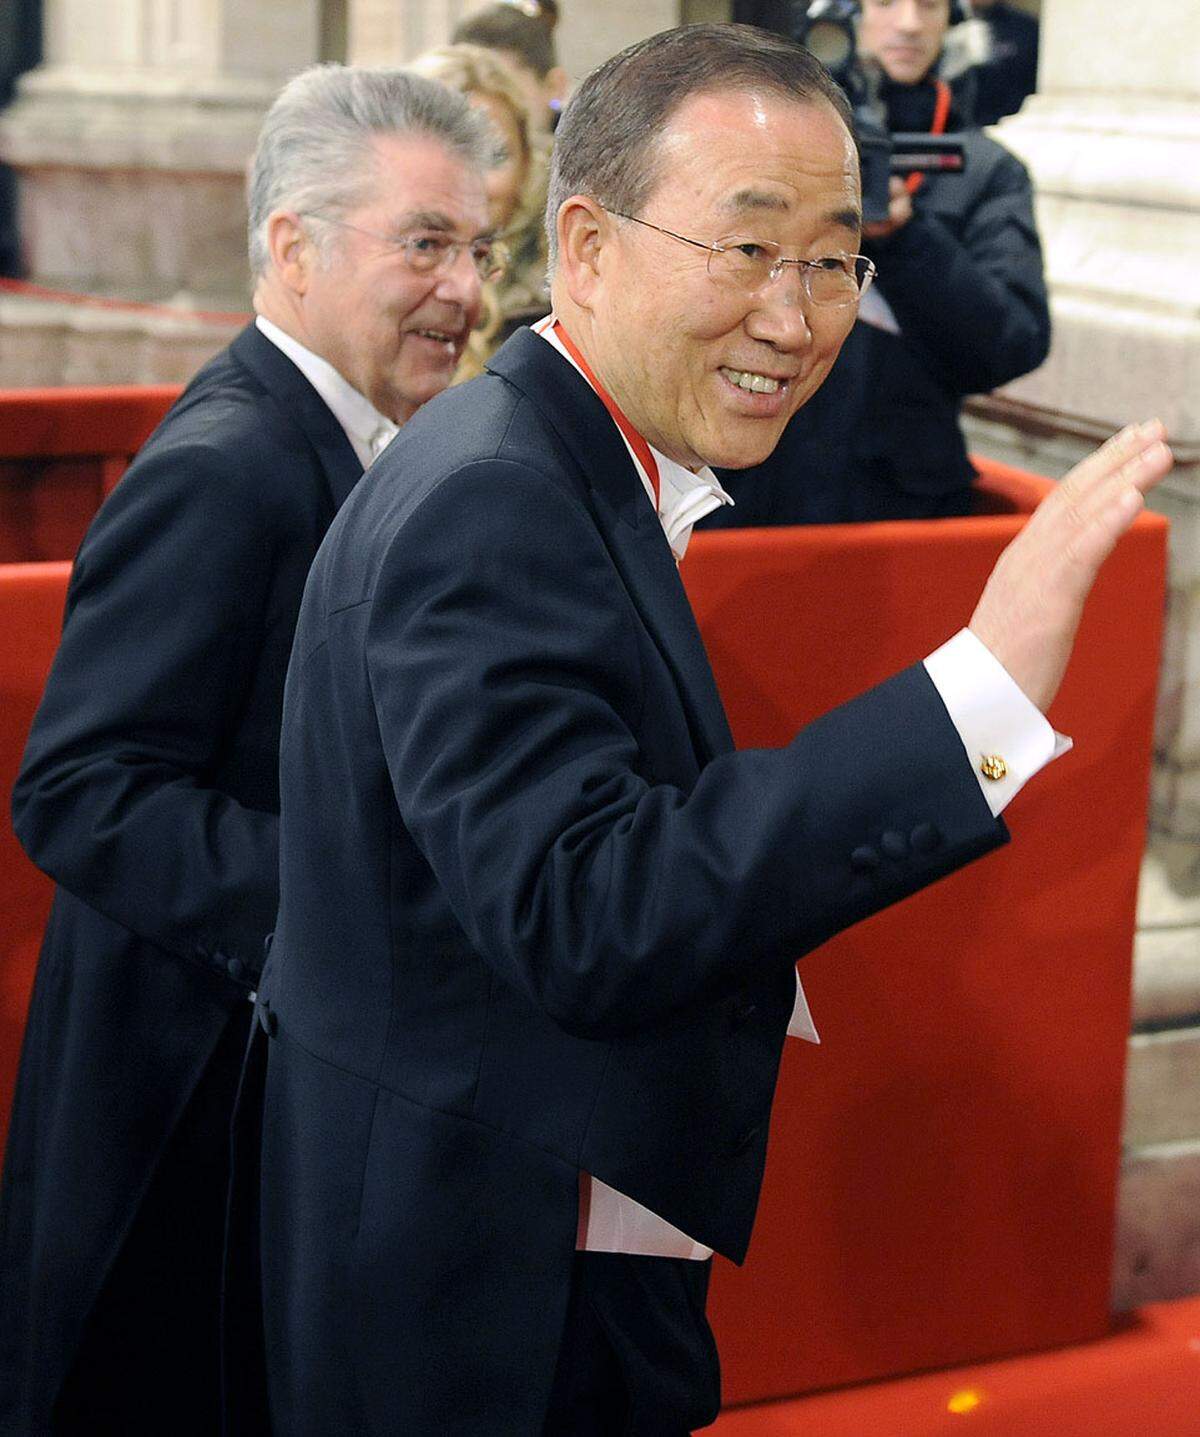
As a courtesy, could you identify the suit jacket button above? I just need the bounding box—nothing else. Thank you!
[227,956,246,981]
[910,822,942,853]
[850,844,880,872]
[880,830,909,860]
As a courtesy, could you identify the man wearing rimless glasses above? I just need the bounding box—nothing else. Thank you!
[255,24,1171,1435]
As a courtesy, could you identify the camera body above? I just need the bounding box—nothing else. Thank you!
[791,0,966,223]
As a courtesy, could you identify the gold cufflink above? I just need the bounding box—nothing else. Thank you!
[980,754,1008,782]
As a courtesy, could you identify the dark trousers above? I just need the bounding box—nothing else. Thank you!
[542,1251,721,1436]
[53,1006,251,1436]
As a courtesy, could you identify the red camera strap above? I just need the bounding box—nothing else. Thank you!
[904,79,952,198]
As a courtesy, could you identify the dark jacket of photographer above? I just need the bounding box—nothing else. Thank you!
[703,83,1050,526]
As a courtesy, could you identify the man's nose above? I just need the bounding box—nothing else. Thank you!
[434,246,483,307]
[892,0,924,30]
[747,270,815,353]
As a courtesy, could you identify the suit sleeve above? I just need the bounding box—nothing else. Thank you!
[367,460,1006,1040]
[12,440,279,980]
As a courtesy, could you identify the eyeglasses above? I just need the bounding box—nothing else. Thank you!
[605,210,875,308]
[301,213,509,283]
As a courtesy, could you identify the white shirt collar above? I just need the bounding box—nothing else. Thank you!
[532,316,733,562]
[255,315,399,469]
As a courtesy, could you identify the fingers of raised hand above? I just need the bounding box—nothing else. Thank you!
[1058,420,1170,509]
[969,424,1171,714]
[1040,421,1172,560]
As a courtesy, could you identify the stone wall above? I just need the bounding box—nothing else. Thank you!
[961,0,1200,1309]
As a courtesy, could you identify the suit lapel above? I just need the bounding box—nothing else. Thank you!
[488,330,734,763]
[229,324,363,512]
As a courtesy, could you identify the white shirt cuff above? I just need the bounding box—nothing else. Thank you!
[923,629,1071,817]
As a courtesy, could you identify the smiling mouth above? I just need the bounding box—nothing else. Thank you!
[413,327,462,349]
[720,366,788,395]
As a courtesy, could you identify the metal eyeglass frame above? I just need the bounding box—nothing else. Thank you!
[300,212,509,283]
[604,209,875,306]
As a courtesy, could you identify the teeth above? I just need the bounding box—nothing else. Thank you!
[722,368,781,394]
[417,329,455,344]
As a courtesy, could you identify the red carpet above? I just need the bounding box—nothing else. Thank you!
[712,1298,1200,1435]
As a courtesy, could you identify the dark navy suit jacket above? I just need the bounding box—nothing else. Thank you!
[258,328,1006,1434]
[0,324,361,1433]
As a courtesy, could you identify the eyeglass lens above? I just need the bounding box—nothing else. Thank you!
[707,242,870,306]
[404,235,507,282]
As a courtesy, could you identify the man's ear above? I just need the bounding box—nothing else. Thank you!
[266,211,315,297]
[554,195,609,310]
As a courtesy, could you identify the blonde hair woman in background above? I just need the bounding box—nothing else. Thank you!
[408,44,551,378]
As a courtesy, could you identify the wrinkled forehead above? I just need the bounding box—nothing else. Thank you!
[358,133,491,232]
[653,86,855,173]
[643,88,861,235]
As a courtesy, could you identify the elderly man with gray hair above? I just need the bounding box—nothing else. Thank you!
[0,63,495,1435]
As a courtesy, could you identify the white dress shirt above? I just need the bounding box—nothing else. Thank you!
[255,315,398,469]
[534,316,1066,1259]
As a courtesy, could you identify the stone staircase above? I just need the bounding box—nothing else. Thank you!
[1116,834,1200,1307]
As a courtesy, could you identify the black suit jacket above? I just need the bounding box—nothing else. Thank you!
[0,324,361,1432]
[257,328,1007,1434]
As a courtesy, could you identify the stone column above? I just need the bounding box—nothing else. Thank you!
[966,0,1200,838]
[0,0,321,304]
[965,0,1200,1309]
[346,0,686,86]
[346,0,470,65]
[555,0,683,82]
[0,0,325,382]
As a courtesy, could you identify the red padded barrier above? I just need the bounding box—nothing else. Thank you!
[0,451,1171,1398]
[681,460,1169,1403]
[0,562,71,1156]
[0,386,180,562]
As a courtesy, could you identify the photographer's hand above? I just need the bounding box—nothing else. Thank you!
[969,421,1173,714]
[863,177,914,241]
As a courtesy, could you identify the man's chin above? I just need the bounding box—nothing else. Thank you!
[703,424,793,472]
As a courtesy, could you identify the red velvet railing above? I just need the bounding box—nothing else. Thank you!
[0,386,180,562]
[0,387,1170,1407]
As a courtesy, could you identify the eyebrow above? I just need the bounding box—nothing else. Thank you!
[391,210,496,242]
[397,210,457,232]
[722,189,789,214]
[720,192,862,234]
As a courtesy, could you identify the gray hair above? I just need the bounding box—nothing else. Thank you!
[545,24,855,269]
[248,63,495,276]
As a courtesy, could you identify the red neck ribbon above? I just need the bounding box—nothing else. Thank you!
[552,320,660,508]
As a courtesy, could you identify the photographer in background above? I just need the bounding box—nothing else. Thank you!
[704,0,1050,526]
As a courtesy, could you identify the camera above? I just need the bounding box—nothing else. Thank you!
[791,0,966,224]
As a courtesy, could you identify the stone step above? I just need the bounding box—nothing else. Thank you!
[1123,1027,1200,1148]
[1114,1139,1200,1309]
